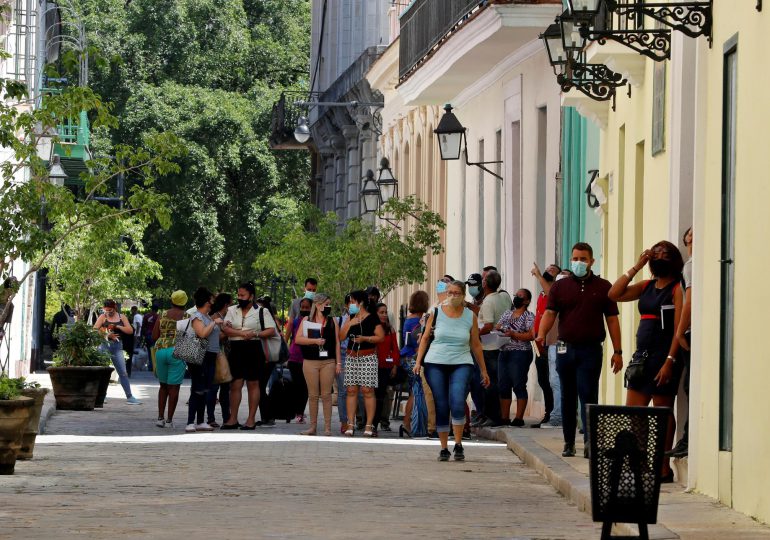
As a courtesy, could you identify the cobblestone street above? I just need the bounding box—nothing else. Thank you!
[1,374,603,539]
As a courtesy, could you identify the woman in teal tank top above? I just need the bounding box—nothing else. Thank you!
[414,281,489,462]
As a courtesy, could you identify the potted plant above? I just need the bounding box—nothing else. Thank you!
[47,322,112,411]
[17,379,49,460]
[0,376,34,474]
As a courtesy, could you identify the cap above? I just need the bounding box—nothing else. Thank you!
[465,273,482,287]
[170,290,188,307]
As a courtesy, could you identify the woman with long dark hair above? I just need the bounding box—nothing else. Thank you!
[206,292,233,427]
[373,302,400,437]
[286,297,312,424]
[339,290,384,437]
[94,300,140,405]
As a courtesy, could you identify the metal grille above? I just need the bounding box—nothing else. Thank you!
[587,405,669,525]
[7,0,38,92]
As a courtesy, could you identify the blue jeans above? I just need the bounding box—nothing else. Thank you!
[498,349,533,399]
[101,340,133,398]
[424,363,473,433]
[548,345,562,423]
[555,342,603,445]
[188,352,215,425]
[337,350,347,423]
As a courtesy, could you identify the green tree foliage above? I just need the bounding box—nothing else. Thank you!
[73,0,313,294]
[255,197,446,309]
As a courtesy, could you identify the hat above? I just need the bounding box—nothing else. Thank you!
[465,273,482,287]
[170,290,188,307]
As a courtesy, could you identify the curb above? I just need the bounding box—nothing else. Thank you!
[476,426,678,540]
[38,393,57,435]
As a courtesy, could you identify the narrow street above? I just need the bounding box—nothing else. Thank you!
[1,374,602,539]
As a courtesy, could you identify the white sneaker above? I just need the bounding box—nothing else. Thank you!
[185,424,196,433]
[195,423,214,432]
[155,418,166,428]
[165,421,175,430]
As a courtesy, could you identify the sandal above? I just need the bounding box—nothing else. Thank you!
[300,429,317,436]
[364,424,374,437]
[344,424,354,437]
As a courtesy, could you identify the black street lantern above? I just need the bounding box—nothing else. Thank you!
[567,0,601,17]
[377,157,398,205]
[560,10,587,54]
[541,23,567,75]
[361,169,380,215]
[433,104,464,161]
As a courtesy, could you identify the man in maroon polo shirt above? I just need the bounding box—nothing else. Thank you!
[536,242,623,458]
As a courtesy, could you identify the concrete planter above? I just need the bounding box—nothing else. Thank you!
[17,388,49,460]
[0,397,34,474]
[47,366,103,411]
[94,367,114,408]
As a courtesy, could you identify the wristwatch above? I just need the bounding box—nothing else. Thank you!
[613,350,622,355]
[666,355,676,364]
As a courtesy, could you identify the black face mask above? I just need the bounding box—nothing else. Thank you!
[649,259,673,277]
[512,296,526,309]
[299,310,311,318]
[542,272,554,283]
[322,306,332,317]
[237,299,252,309]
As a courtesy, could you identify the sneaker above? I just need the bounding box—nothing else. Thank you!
[666,438,688,458]
[380,422,392,432]
[562,443,576,457]
[438,449,451,462]
[185,424,196,433]
[583,445,590,459]
[470,415,487,428]
[547,417,563,428]
[165,421,175,429]
[490,420,509,428]
[126,396,142,405]
[155,418,166,428]
[462,429,472,441]
[478,417,494,428]
[453,444,465,461]
[195,423,215,432]
[510,418,525,427]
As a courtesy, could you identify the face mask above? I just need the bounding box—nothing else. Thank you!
[299,310,311,318]
[436,281,448,295]
[512,296,526,309]
[348,304,360,316]
[237,299,251,309]
[468,286,480,297]
[322,306,332,317]
[649,258,673,277]
[447,296,464,308]
[542,272,554,283]
[570,261,589,278]
[304,291,316,300]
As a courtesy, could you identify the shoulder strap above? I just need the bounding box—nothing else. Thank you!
[433,306,439,331]
[259,307,265,331]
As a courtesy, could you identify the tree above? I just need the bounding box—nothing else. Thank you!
[254,197,446,310]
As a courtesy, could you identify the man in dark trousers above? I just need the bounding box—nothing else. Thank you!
[536,242,623,458]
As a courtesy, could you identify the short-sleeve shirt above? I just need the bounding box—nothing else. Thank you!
[346,313,381,354]
[479,290,513,351]
[224,305,261,341]
[534,292,559,346]
[547,273,618,345]
[498,309,535,351]
[190,310,220,353]
[682,259,692,289]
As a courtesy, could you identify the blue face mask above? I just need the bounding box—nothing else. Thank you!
[348,303,360,316]
[436,281,448,295]
[570,260,589,278]
[304,291,316,300]
[468,286,480,298]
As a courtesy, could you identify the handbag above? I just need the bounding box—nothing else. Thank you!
[213,350,232,384]
[624,350,648,388]
[172,320,208,366]
[259,308,289,364]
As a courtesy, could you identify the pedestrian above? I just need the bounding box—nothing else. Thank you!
[413,280,489,461]
[465,272,484,314]
[340,289,384,437]
[295,293,340,436]
[221,282,264,430]
[475,269,512,428]
[254,295,280,427]
[288,278,318,321]
[286,297,312,424]
[206,293,233,427]
[669,227,693,459]
[93,299,141,405]
[151,290,188,428]
[132,305,143,349]
[183,287,224,433]
[142,304,160,371]
[372,302,400,437]
[399,290,429,437]
[122,307,136,376]
[536,242,623,458]
[365,286,399,430]
[496,289,535,427]
[531,262,561,427]
[608,241,685,482]
[335,294,351,433]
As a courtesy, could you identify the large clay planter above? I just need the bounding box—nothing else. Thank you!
[0,397,34,474]
[47,366,102,411]
[94,367,115,408]
[17,388,49,460]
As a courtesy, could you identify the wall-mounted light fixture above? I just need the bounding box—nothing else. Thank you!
[434,105,503,180]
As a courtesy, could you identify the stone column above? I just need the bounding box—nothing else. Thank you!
[331,134,347,226]
[342,125,361,221]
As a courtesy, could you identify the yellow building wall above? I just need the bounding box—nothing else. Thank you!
[694,2,770,522]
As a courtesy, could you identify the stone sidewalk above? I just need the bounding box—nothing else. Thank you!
[475,422,770,540]
[2,372,607,539]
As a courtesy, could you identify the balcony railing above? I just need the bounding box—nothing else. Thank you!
[399,0,488,82]
[269,91,318,150]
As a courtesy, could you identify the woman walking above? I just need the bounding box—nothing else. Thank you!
[184,287,224,433]
[151,290,188,427]
[373,302,400,437]
[608,241,685,482]
[399,291,429,437]
[295,293,340,436]
[413,281,489,461]
[94,300,141,405]
[340,290,384,437]
[496,289,535,427]
[206,293,233,427]
[286,297,312,424]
